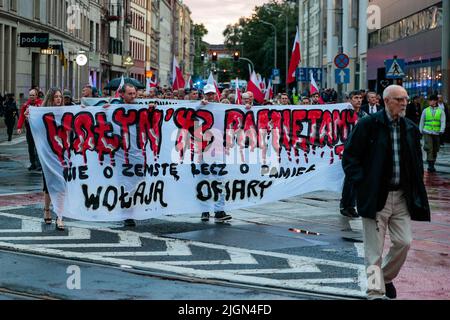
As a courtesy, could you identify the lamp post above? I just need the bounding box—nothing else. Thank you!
[265,5,289,92]
[259,20,277,71]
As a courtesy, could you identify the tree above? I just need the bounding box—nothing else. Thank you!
[193,23,209,78]
[223,0,299,90]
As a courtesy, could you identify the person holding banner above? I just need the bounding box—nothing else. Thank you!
[81,85,93,99]
[342,84,430,299]
[109,83,139,227]
[17,88,43,171]
[41,88,66,230]
[200,85,232,223]
[340,91,367,218]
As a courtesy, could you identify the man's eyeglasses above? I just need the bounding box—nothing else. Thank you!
[391,96,409,102]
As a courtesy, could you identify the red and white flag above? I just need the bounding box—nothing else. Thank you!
[146,77,157,94]
[115,75,125,98]
[185,75,193,90]
[248,70,265,104]
[287,27,301,84]
[235,78,242,104]
[310,71,325,104]
[89,74,95,88]
[207,72,221,101]
[264,79,274,101]
[172,57,186,90]
[150,77,158,88]
[260,77,267,91]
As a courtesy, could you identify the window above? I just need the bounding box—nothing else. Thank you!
[10,0,17,11]
[369,4,443,48]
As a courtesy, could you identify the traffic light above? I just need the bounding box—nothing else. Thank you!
[233,51,240,62]
[212,51,218,62]
[200,52,205,62]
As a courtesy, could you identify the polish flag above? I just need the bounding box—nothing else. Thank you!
[260,77,267,91]
[247,70,265,104]
[115,75,125,98]
[172,57,186,90]
[207,72,221,101]
[235,78,242,104]
[89,74,95,88]
[310,71,325,104]
[150,77,158,88]
[146,77,157,94]
[287,27,301,84]
[264,79,273,101]
[185,75,193,90]
[145,78,151,94]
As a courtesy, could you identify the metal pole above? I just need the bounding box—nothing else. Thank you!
[285,14,288,93]
[260,21,277,70]
[240,57,254,73]
[442,0,449,101]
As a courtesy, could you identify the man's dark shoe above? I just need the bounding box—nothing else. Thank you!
[340,207,359,218]
[427,161,436,173]
[214,211,232,222]
[201,212,210,222]
[385,282,397,299]
[124,219,136,227]
[28,165,37,171]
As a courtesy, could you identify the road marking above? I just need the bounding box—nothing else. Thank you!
[0,219,42,233]
[0,136,26,146]
[0,227,90,241]
[0,209,367,297]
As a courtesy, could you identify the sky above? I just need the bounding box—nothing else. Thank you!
[184,0,270,44]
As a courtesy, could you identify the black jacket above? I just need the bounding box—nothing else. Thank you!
[342,109,430,221]
[361,103,382,114]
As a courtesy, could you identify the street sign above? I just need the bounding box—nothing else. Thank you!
[272,68,281,84]
[296,67,322,82]
[19,33,49,48]
[272,68,280,77]
[123,56,134,67]
[76,54,88,66]
[334,53,350,69]
[385,58,405,79]
[335,68,350,84]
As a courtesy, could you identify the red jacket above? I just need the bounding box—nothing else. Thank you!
[17,98,43,129]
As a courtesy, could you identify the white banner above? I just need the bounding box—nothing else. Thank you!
[81,98,187,107]
[29,102,357,221]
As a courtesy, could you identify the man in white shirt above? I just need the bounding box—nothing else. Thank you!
[362,91,382,114]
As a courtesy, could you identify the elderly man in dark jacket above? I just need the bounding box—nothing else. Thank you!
[342,84,430,300]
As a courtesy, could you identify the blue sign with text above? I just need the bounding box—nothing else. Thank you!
[296,67,322,82]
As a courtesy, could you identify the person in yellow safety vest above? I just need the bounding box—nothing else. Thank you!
[419,94,446,172]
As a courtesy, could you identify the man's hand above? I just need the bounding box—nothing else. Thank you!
[17,129,22,135]
[245,104,252,110]
[201,99,209,106]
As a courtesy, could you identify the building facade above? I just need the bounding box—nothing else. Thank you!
[0,0,193,96]
[0,0,95,99]
[297,0,367,94]
[367,0,447,98]
[159,0,172,87]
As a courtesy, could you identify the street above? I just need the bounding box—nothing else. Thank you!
[0,130,449,300]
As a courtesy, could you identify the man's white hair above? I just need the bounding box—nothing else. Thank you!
[383,84,405,99]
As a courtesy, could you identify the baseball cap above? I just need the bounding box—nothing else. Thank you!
[63,89,72,98]
[203,84,216,94]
